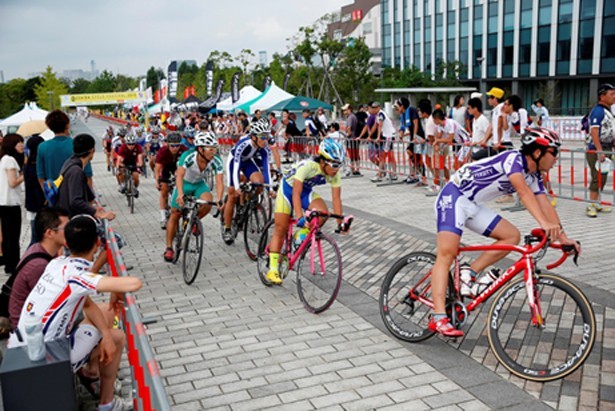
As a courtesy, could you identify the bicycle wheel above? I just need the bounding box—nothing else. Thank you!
[243,204,268,261]
[256,219,276,286]
[487,272,596,382]
[182,218,204,285]
[380,252,452,342]
[259,193,273,222]
[296,231,342,314]
[173,217,186,264]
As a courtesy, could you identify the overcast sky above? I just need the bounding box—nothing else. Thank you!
[0,0,349,81]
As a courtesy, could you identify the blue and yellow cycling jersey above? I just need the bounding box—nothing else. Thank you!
[283,159,341,190]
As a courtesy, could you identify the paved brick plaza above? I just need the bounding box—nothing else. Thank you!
[41,118,615,410]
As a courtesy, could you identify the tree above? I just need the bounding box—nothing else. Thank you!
[176,61,198,100]
[146,66,165,91]
[335,37,377,104]
[34,66,68,110]
[114,74,137,92]
[69,78,91,94]
[236,49,256,86]
[87,70,116,93]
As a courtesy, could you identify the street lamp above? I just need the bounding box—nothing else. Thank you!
[476,56,486,103]
[47,91,54,110]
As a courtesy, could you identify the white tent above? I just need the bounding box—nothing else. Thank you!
[216,86,261,112]
[0,102,49,133]
[147,98,171,116]
[235,83,294,114]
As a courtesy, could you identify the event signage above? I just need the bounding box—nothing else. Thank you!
[231,72,241,103]
[60,91,147,106]
[205,60,214,97]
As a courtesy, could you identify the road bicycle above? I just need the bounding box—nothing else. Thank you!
[172,196,218,285]
[256,209,353,314]
[379,228,595,382]
[219,182,271,261]
[120,165,140,214]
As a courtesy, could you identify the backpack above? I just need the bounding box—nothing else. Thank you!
[0,252,53,320]
[42,162,78,206]
[580,114,590,134]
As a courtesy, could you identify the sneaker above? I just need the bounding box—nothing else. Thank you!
[118,186,125,194]
[405,177,419,184]
[163,247,174,262]
[223,229,234,245]
[425,185,439,194]
[370,176,382,183]
[594,204,612,213]
[160,220,167,230]
[98,396,134,411]
[353,171,363,176]
[415,181,428,187]
[586,205,597,218]
[133,188,139,198]
[391,174,398,181]
[428,317,464,337]
[265,269,282,285]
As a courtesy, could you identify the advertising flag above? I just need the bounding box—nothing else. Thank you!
[231,72,241,103]
[262,75,272,91]
[205,60,214,97]
[283,72,291,91]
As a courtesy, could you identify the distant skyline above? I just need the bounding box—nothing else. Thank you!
[0,0,349,81]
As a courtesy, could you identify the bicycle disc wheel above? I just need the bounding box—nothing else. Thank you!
[256,220,276,286]
[182,219,204,285]
[487,273,596,382]
[380,252,444,342]
[243,204,268,261]
[296,232,342,314]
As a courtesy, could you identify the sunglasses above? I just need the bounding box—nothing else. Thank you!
[547,148,559,157]
[326,161,342,169]
[169,144,181,148]
[127,143,135,146]
[256,134,270,140]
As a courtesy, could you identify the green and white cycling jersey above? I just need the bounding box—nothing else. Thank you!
[178,149,224,184]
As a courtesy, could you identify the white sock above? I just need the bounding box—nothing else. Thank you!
[98,399,115,411]
[160,209,166,220]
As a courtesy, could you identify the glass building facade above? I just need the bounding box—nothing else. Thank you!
[381,0,615,113]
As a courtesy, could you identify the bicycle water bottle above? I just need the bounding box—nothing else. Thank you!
[471,268,501,296]
[293,227,310,250]
[24,312,45,361]
[459,263,476,297]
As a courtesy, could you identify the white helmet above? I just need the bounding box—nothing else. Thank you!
[125,134,137,144]
[195,131,218,147]
[250,118,271,135]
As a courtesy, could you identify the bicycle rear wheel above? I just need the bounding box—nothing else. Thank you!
[182,218,204,285]
[380,252,445,342]
[243,204,267,261]
[256,220,275,286]
[487,273,596,382]
[296,232,342,314]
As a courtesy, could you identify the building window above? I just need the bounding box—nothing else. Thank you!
[602,16,615,72]
[474,5,483,35]
[559,0,573,23]
[333,29,342,41]
[363,21,373,34]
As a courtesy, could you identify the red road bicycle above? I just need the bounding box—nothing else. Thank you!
[256,210,353,313]
[379,228,595,382]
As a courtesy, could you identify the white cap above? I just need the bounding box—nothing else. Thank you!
[471,92,482,99]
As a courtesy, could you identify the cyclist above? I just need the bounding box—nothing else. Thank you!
[146,125,165,175]
[222,118,274,245]
[430,127,580,337]
[155,133,187,229]
[117,133,144,197]
[164,131,225,262]
[265,139,349,285]
[181,127,196,150]
[134,127,147,149]
[101,126,114,171]
[111,128,127,191]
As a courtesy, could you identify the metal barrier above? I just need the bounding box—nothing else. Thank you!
[103,220,172,411]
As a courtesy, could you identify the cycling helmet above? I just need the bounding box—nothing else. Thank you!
[521,127,561,149]
[183,127,196,138]
[195,131,218,147]
[118,127,127,137]
[250,118,271,135]
[151,126,161,134]
[318,138,345,163]
[166,132,182,144]
[125,134,137,144]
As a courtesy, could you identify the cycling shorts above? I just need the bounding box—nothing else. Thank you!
[226,158,261,189]
[435,182,502,237]
[70,324,101,373]
[170,180,211,209]
[274,181,321,215]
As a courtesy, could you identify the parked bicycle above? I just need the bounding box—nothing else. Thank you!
[219,181,270,261]
[256,209,353,314]
[172,195,219,285]
[379,228,595,382]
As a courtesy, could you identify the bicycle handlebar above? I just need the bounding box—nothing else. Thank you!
[304,209,354,233]
[182,196,221,218]
[524,228,581,269]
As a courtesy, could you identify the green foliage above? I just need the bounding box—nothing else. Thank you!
[114,74,138,92]
[70,78,91,94]
[87,70,116,93]
[335,38,377,105]
[146,66,165,91]
[0,78,41,118]
[34,66,68,110]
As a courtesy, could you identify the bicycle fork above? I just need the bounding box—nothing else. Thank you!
[309,233,326,276]
[524,257,545,328]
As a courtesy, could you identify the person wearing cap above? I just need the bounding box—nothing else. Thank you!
[586,83,615,217]
[472,87,505,161]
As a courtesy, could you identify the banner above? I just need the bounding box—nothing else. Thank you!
[262,75,272,91]
[283,72,291,91]
[168,61,178,101]
[190,85,196,97]
[205,60,214,97]
[231,72,241,103]
[60,91,147,107]
[214,79,224,103]
[183,86,190,99]
[154,89,161,104]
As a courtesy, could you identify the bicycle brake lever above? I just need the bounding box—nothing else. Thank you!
[561,241,580,266]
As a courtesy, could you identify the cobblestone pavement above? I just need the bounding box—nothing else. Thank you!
[48,118,615,410]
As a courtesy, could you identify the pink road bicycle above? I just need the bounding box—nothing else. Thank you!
[257,210,353,313]
[379,228,595,382]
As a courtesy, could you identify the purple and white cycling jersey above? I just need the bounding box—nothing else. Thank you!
[451,150,545,203]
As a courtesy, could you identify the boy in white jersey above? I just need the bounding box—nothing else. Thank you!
[9,215,142,411]
[429,128,579,337]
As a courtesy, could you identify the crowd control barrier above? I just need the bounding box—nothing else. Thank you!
[103,220,172,411]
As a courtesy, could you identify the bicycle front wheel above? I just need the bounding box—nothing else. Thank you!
[256,219,275,286]
[487,273,596,382]
[296,232,342,314]
[182,218,204,285]
[243,204,268,261]
[379,252,442,342]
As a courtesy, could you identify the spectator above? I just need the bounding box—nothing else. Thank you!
[327,122,342,141]
[317,107,329,129]
[9,215,141,411]
[418,99,438,191]
[373,101,398,181]
[395,97,423,184]
[467,97,490,158]
[531,98,551,128]
[433,109,470,179]
[342,103,362,175]
[473,87,505,161]
[450,95,467,126]
[237,112,250,135]
[359,102,380,180]
[302,109,318,138]
[24,134,47,245]
[498,94,521,152]
[269,112,278,133]
[586,83,615,217]
[251,109,262,123]
[37,110,93,189]
[0,133,25,275]
[465,92,482,132]
[7,207,69,329]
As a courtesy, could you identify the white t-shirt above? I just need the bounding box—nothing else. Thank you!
[452,106,467,127]
[0,155,22,206]
[377,110,396,139]
[424,115,437,139]
[472,115,490,153]
[437,119,470,145]
[491,103,504,145]
[8,256,102,348]
[317,113,328,128]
